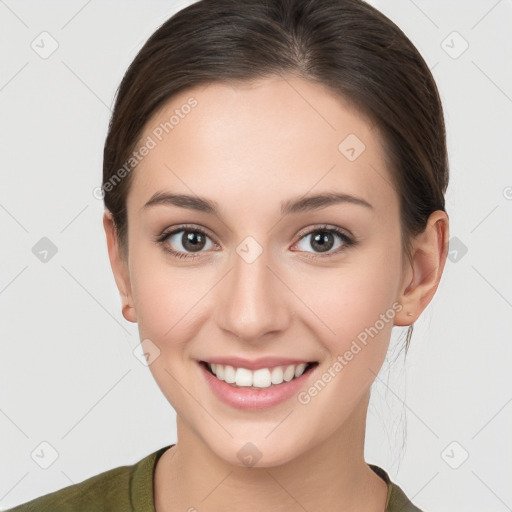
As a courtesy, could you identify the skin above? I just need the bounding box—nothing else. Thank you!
[103,75,449,511]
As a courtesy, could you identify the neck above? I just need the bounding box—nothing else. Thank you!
[154,390,388,512]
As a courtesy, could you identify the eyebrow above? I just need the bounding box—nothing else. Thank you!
[141,191,373,215]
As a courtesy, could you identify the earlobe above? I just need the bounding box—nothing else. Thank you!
[394,210,449,326]
[102,210,137,324]
[122,299,137,323]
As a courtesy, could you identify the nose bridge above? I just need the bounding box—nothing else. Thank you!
[215,237,290,341]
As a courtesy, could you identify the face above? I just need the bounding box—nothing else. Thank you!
[110,76,411,467]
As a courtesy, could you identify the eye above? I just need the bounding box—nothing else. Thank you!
[156,224,356,260]
[156,225,218,259]
[293,225,356,257]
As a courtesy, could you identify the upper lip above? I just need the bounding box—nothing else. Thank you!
[200,356,316,371]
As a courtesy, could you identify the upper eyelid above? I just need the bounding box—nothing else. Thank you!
[295,224,353,240]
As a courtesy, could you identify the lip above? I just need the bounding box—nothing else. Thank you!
[197,360,318,410]
[200,356,315,371]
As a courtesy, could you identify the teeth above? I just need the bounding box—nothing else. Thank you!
[207,362,310,389]
[224,365,236,383]
[294,363,307,378]
[236,367,255,386]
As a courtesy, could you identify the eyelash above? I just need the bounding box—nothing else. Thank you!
[155,223,356,261]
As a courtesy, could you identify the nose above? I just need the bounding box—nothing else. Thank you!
[214,246,292,343]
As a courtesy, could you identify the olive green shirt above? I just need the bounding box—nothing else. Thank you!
[6,444,423,511]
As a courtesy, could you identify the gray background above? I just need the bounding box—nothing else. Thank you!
[1,1,511,510]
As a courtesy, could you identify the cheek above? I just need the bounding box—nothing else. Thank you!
[295,241,402,366]
[128,254,208,406]
[292,249,402,423]
[128,246,206,345]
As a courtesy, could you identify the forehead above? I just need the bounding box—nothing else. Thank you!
[128,76,397,217]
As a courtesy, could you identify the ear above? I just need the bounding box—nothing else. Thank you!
[103,210,137,323]
[394,210,449,326]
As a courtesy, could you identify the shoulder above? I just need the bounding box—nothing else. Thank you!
[6,465,134,512]
[369,464,425,512]
[4,445,171,512]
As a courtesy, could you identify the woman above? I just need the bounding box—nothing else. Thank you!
[7,0,449,510]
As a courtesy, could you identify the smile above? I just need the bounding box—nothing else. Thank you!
[201,361,318,390]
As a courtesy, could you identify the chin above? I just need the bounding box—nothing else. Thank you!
[211,434,309,469]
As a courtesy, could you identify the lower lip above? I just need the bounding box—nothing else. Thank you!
[197,361,317,410]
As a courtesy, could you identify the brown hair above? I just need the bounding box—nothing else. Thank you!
[102,0,449,352]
